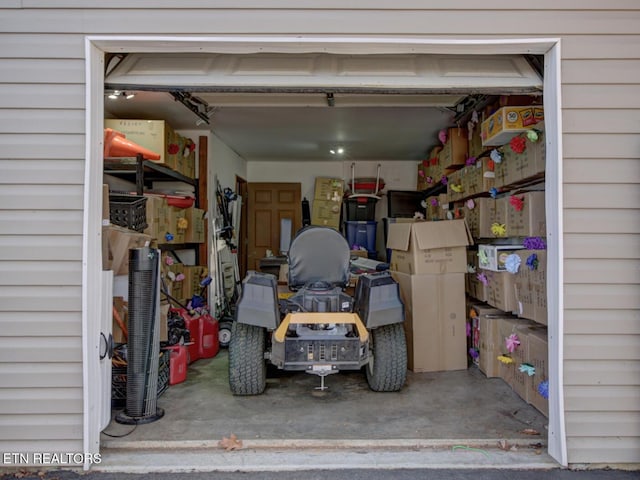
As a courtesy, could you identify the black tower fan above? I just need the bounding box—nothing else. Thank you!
[116,247,164,424]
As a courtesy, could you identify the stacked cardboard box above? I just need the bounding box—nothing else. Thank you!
[388,219,472,372]
[513,249,548,325]
[104,118,195,178]
[311,177,344,230]
[104,119,197,178]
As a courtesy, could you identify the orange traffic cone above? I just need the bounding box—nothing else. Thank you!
[103,128,161,160]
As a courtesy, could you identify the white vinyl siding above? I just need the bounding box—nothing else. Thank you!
[0,0,638,465]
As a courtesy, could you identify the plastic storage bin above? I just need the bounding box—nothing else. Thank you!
[345,196,378,221]
[345,220,377,254]
[109,194,148,232]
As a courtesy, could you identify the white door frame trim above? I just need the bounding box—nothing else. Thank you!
[82,35,566,468]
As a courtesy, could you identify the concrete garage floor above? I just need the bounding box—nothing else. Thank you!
[103,350,548,444]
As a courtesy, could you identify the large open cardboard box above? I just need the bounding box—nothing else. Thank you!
[387,219,473,275]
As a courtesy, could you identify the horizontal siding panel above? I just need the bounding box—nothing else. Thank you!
[562,59,640,84]
[0,440,82,455]
[0,414,82,440]
[0,286,81,311]
[0,159,84,185]
[563,85,640,109]
[564,259,640,284]
[564,233,640,259]
[0,261,82,286]
[0,210,83,235]
[0,311,81,336]
[0,33,85,58]
[0,84,85,109]
[565,385,640,411]
[565,284,640,310]
[1,11,640,35]
[564,133,640,159]
[566,437,640,464]
[565,309,640,335]
[0,363,82,388]
[0,336,81,363]
[563,109,640,134]
[0,133,85,159]
[17,1,640,9]
[0,235,82,261]
[565,360,640,386]
[0,388,82,414]
[564,158,640,183]
[0,59,84,84]
[565,334,640,361]
[0,109,84,134]
[564,184,639,209]
[562,35,640,60]
[564,209,640,234]
[566,412,640,437]
[0,184,84,210]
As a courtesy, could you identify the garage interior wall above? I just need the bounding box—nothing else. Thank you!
[0,1,639,466]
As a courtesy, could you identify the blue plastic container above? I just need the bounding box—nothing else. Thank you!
[345,221,377,254]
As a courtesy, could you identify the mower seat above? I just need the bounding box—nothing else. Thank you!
[287,226,350,290]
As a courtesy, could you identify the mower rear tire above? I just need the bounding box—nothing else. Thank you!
[228,322,266,395]
[366,323,407,392]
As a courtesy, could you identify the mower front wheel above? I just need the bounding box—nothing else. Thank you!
[218,320,233,348]
[366,323,407,392]
[228,322,266,395]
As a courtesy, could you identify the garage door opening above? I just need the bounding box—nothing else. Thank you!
[83,37,565,468]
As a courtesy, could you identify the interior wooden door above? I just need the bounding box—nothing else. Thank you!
[247,182,302,272]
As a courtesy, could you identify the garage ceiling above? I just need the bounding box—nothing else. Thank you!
[104,52,543,162]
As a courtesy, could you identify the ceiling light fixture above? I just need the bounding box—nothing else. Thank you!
[105,90,136,100]
[329,147,345,155]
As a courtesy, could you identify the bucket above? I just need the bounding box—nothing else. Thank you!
[165,345,187,385]
[198,314,220,359]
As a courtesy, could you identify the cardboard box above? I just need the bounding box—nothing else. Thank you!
[506,191,546,237]
[102,225,152,275]
[440,127,468,170]
[477,244,524,272]
[496,317,535,393]
[102,184,110,225]
[514,250,547,325]
[467,299,504,368]
[465,249,487,302]
[143,194,168,241]
[392,271,467,373]
[112,296,128,344]
[468,124,485,159]
[481,106,543,146]
[105,119,178,169]
[526,328,549,417]
[164,206,187,244]
[477,315,507,378]
[183,207,206,243]
[476,197,507,239]
[160,301,170,342]
[181,265,208,300]
[502,131,545,185]
[314,177,344,201]
[311,198,342,230]
[387,219,473,275]
[483,269,517,312]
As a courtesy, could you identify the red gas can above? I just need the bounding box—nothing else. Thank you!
[172,308,201,364]
[198,314,220,359]
[165,345,187,385]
